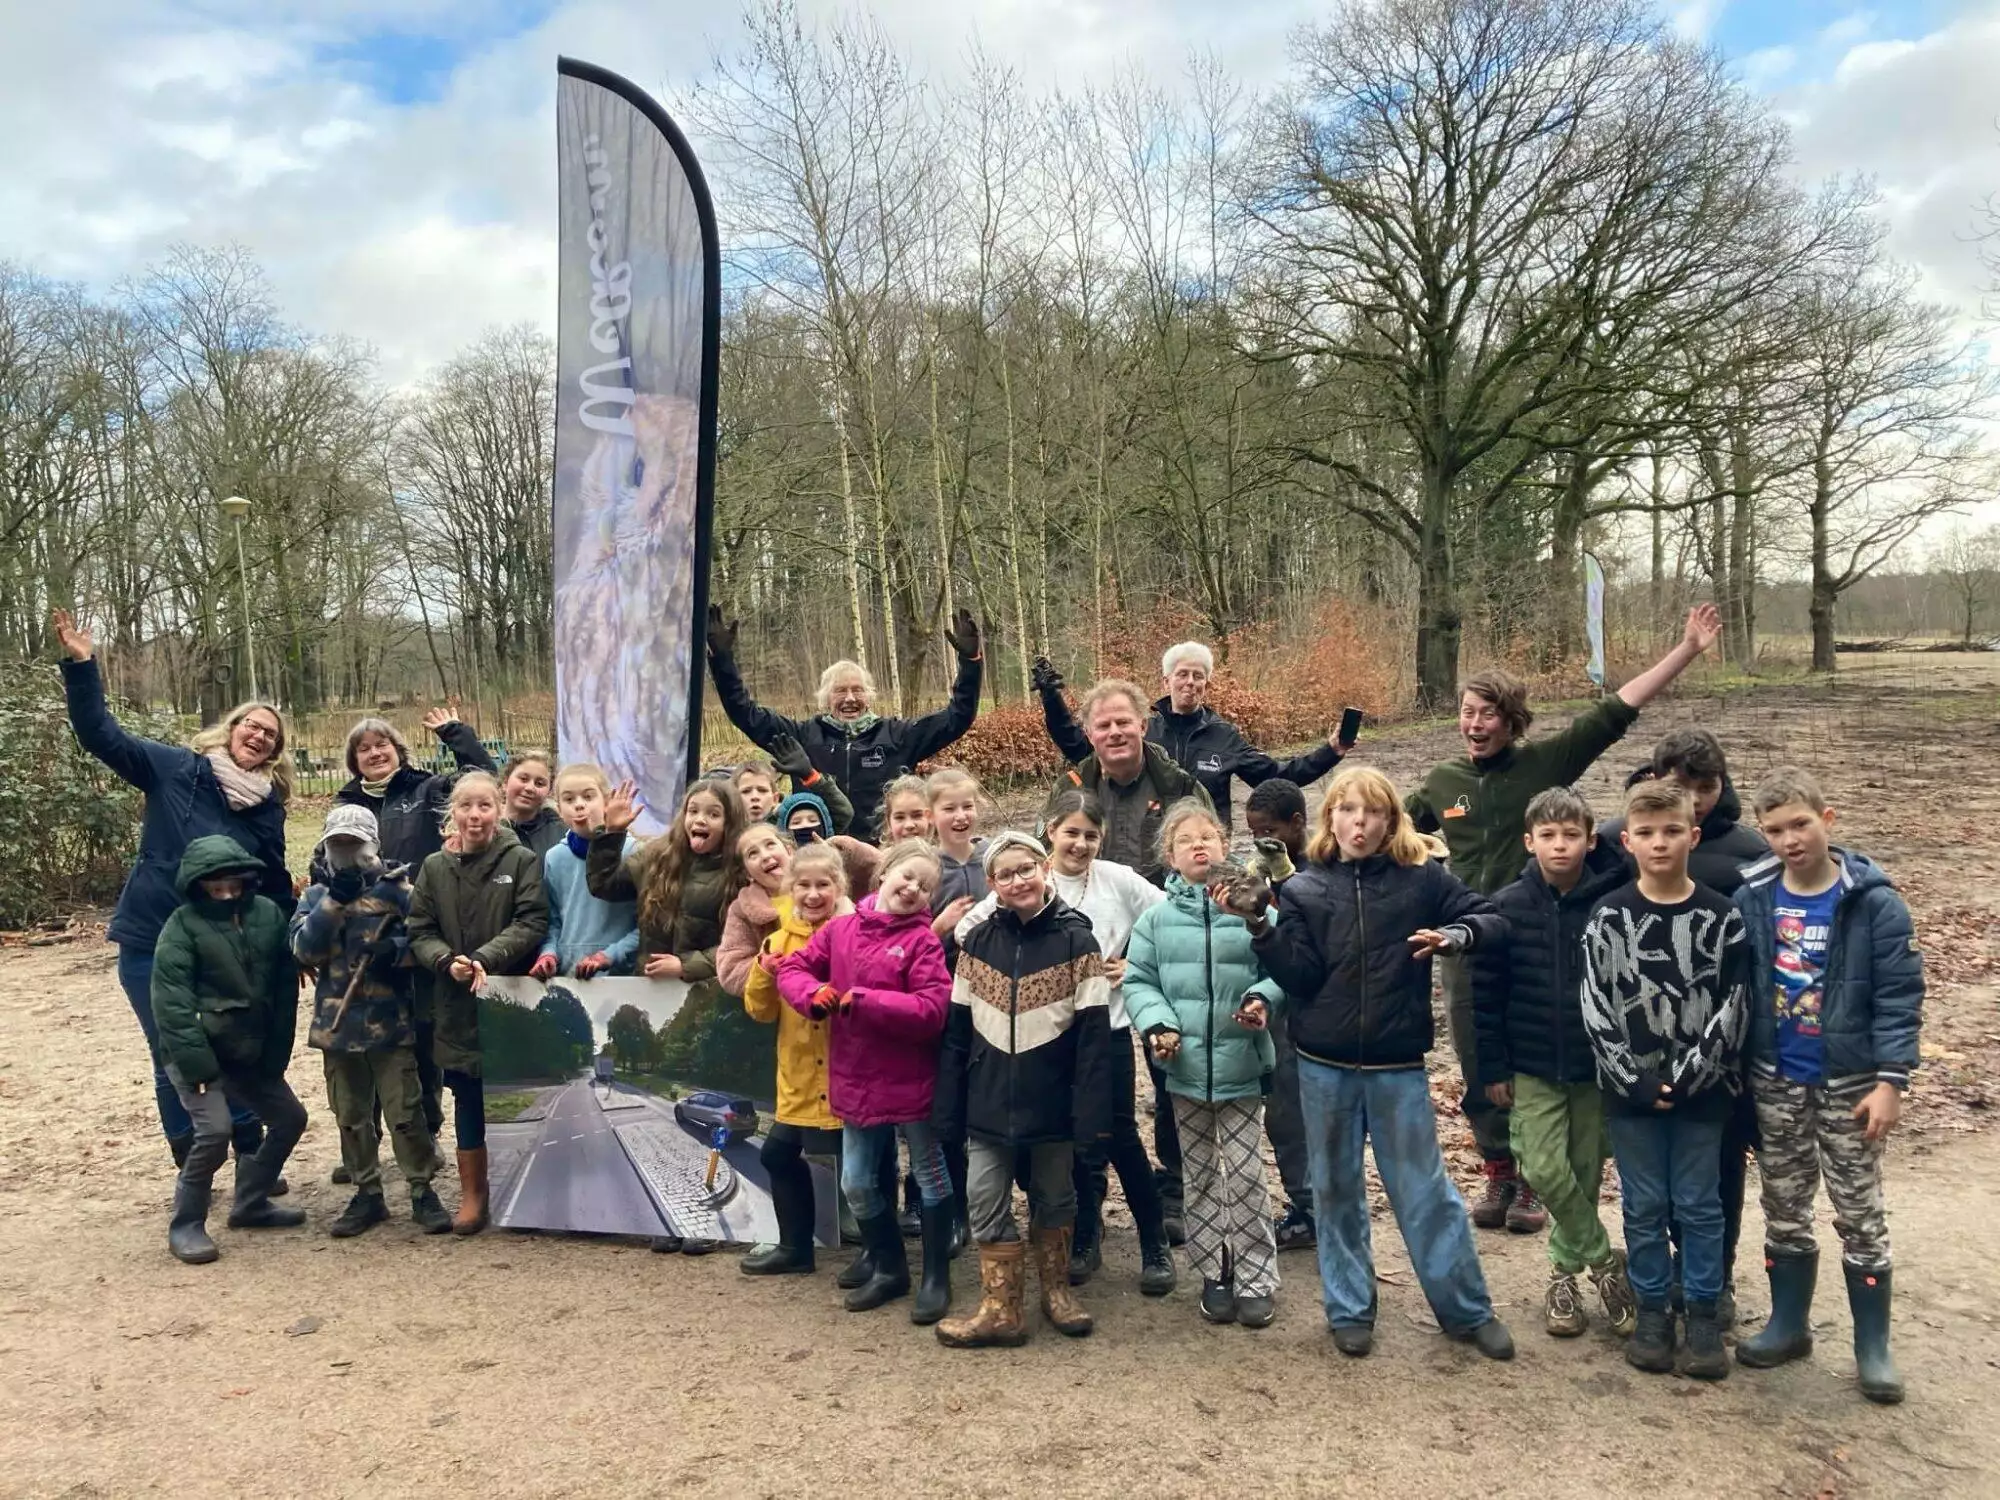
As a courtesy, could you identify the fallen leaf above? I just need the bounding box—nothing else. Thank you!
[285,1316,320,1337]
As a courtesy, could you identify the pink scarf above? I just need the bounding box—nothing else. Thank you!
[206,748,274,811]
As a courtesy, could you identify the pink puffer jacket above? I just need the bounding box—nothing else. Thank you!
[776,894,952,1127]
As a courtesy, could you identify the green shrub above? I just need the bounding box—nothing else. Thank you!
[0,662,176,929]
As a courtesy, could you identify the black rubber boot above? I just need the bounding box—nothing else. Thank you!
[898,1173,922,1240]
[844,1213,910,1312]
[227,1153,305,1230]
[168,1179,218,1264]
[743,1160,817,1275]
[911,1201,954,1325]
[168,1134,193,1170]
[1738,1246,1818,1369]
[1068,1201,1102,1286]
[836,1243,876,1289]
[1845,1262,1903,1405]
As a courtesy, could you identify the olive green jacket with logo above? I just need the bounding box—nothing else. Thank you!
[408,828,549,1076]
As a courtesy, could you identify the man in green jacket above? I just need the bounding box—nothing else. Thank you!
[1411,603,1722,1231]
[151,835,308,1263]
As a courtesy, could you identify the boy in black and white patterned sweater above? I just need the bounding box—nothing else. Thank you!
[1581,779,1749,1382]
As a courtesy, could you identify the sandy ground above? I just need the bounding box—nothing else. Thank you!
[3,656,1999,1499]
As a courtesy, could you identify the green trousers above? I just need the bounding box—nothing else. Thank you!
[323,1048,439,1195]
[1508,1075,1612,1273]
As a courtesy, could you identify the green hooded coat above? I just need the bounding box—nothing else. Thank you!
[408,827,549,1076]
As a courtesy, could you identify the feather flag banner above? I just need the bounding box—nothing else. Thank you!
[552,58,718,837]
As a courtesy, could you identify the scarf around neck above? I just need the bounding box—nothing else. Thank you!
[206,748,274,811]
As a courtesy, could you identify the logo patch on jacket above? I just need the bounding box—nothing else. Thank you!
[860,749,886,769]
[887,945,907,959]
[1197,755,1224,774]
[491,873,514,885]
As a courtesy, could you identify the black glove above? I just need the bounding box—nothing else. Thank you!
[944,609,981,661]
[327,866,366,904]
[706,604,738,660]
[1029,655,1064,694]
[768,733,814,783]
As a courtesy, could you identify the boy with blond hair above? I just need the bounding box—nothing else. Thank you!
[1733,769,1922,1404]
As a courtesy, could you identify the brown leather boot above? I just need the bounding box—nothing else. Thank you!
[935,1240,1028,1348]
[452,1147,490,1235]
[1469,1159,1517,1230]
[1033,1226,1093,1337]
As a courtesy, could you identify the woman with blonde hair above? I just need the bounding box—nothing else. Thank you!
[1235,764,1514,1361]
[54,609,296,1172]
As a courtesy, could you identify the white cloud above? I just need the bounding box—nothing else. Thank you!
[1670,0,1728,41]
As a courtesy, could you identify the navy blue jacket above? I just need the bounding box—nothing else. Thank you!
[1471,844,1630,1086]
[62,658,291,951]
[1734,849,1924,1091]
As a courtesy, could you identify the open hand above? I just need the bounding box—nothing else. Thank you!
[644,952,683,981]
[529,953,559,980]
[768,733,814,782]
[51,608,93,662]
[421,705,457,733]
[706,604,738,659]
[576,952,612,979]
[1408,928,1459,959]
[933,896,975,938]
[603,780,644,835]
[1853,1081,1902,1141]
[1683,602,1723,656]
[1029,655,1064,694]
[944,609,982,661]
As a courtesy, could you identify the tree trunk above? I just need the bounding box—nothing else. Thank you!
[1546,453,1591,663]
[1809,460,1837,673]
[1414,465,1460,709]
[831,408,868,667]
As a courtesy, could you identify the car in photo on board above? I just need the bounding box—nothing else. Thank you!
[673,1090,759,1143]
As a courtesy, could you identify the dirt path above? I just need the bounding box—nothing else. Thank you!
[3,660,1998,1498]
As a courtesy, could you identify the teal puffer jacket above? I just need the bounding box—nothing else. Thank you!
[1122,875,1282,1102]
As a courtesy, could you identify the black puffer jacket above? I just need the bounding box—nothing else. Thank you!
[334,721,496,870]
[1600,777,1769,897]
[1471,845,1629,1085]
[707,648,982,843]
[1040,689,1342,828]
[934,896,1115,1147]
[1252,853,1501,1069]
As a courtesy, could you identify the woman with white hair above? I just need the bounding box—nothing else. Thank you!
[704,604,985,843]
[1034,641,1351,827]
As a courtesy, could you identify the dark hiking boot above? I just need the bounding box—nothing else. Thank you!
[1544,1269,1588,1337]
[741,1242,816,1276]
[1845,1263,1903,1405]
[1627,1306,1677,1373]
[1717,1275,1738,1329]
[1274,1205,1317,1252]
[911,1201,954,1325]
[844,1213,911,1312]
[330,1191,389,1239]
[1505,1181,1547,1233]
[1458,1318,1516,1361]
[1068,1216,1102,1286]
[1683,1301,1729,1380]
[1737,1246,1817,1369]
[1331,1324,1374,1357]
[1469,1160,1517,1230]
[650,1236,685,1254]
[1140,1245,1177,1297]
[1588,1248,1639,1338]
[168,1181,218,1264]
[1199,1278,1237,1325]
[1236,1295,1275,1329]
[410,1188,452,1235]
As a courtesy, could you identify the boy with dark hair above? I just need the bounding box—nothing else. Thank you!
[1600,724,1768,1323]
[1473,787,1637,1338]
[1581,780,1750,1379]
[1244,778,1314,1251]
[1733,770,1921,1404]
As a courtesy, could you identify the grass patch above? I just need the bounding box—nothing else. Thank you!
[484,1091,542,1124]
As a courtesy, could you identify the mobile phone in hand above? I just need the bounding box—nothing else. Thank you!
[1339,706,1364,744]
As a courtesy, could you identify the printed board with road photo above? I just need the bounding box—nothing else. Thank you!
[474,976,828,1248]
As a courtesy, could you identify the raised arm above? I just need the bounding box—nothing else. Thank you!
[1032,657,1091,765]
[1616,603,1721,712]
[705,607,809,750]
[56,613,181,791]
[902,614,985,763]
[424,705,497,775]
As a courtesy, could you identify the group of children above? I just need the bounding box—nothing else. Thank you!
[148,713,1920,1397]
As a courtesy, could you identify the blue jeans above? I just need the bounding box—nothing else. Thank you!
[1299,1058,1495,1335]
[1606,1110,1726,1308]
[841,1121,949,1221]
[118,945,257,1145]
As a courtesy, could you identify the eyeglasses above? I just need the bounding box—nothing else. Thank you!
[237,720,279,742]
[990,865,1042,887]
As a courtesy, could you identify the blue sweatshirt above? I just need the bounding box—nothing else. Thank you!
[541,836,641,974]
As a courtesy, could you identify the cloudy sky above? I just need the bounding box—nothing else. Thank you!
[2,0,1996,386]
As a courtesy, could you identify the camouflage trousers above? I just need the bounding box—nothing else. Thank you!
[1751,1073,1890,1269]
[323,1048,440,1196]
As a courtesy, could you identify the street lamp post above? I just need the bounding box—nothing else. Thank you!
[218,495,258,701]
